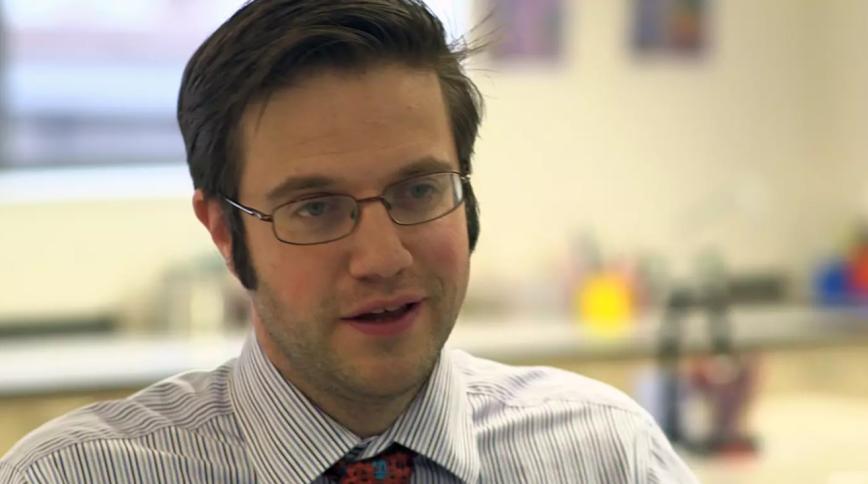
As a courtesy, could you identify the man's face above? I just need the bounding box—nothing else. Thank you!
[237,65,470,405]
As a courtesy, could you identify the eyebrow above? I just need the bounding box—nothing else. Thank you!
[264,156,457,203]
[265,174,338,203]
[393,157,456,178]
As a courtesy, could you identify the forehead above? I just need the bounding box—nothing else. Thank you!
[237,65,458,201]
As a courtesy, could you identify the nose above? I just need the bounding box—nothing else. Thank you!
[346,201,413,280]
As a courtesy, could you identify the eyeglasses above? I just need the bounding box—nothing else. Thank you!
[223,171,469,245]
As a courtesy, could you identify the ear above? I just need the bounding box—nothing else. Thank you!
[193,189,236,275]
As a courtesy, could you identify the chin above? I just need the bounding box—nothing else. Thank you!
[345,349,439,399]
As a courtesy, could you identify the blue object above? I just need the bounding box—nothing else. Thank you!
[372,459,388,479]
[814,258,850,306]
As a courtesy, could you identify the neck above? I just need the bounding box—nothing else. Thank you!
[255,326,424,437]
[313,385,421,438]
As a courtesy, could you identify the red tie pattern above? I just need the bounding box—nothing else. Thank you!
[325,444,416,483]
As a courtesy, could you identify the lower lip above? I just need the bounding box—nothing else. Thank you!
[344,302,422,337]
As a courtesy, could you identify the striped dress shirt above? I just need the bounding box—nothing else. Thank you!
[0,334,697,483]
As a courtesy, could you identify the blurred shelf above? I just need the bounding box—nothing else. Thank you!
[2,305,868,397]
[454,305,868,363]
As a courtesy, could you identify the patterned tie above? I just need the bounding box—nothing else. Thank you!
[325,443,416,483]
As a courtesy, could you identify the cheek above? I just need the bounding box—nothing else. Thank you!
[247,228,339,306]
[413,213,470,282]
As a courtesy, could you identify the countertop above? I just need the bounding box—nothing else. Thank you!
[2,305,868,397]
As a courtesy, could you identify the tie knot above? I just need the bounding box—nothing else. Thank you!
[326,443,416,483]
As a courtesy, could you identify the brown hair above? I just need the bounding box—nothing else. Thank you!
[177,0,483,289]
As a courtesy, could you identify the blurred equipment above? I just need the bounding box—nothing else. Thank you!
[158,254,249,336]
[814,223,868,306]
[576,271,634,337]
[565,232,641,337]
[656,281,760,456]
[120,253,248,336]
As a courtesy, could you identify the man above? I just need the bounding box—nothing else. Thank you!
[0,1,697,482]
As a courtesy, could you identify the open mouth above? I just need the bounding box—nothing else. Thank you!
[348,302,417,324]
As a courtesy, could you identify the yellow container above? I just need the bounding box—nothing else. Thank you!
[574,272,634,337]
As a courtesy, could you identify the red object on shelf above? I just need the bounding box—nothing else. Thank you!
[847,246,868,300]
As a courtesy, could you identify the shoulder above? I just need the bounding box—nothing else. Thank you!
[0,361,239,477]
[449,349,660,452]
[449,350,698,482]
[450,349,649,419]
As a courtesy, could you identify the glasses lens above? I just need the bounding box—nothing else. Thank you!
[385,172,464,225]
[272,195,357,244]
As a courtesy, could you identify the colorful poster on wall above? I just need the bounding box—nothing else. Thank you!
[488,0,565,63]
[632,0,708,56]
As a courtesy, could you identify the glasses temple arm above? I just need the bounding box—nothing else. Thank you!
[222,196,273,222]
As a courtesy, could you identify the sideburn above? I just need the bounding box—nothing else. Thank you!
[225,204,259,290]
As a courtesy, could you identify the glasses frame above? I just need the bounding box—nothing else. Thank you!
[222,171,470,246]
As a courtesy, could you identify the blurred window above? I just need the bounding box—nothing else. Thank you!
[0,0,469,169]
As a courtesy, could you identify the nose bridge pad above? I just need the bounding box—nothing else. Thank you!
[352,196,396,228]
[350,203,360,222]
[349,196,411,275]
[379,197,394,219]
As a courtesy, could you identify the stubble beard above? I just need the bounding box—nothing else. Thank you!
[251,276,461,407]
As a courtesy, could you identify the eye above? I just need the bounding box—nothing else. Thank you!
[295,199,332,217]
[408,182,437,199]
[385,173,451,211]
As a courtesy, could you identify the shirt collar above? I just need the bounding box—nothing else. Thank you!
[229,333,480,484]
[378,348,481,483]
[228,334,358,484]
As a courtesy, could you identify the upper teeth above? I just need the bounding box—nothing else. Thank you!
[369,304,405,314]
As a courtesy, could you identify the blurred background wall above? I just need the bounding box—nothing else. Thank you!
[3,1,868,481]
[470,0,867,297]
[2,0,866,322]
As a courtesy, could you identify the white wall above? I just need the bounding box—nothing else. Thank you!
[804,0,868,249]
[0,197,213,318]
[1,0,866,319]
[469,0,818,281]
